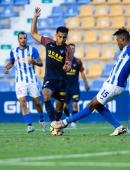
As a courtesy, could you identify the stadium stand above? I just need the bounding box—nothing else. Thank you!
[98,48,115,61]
[0,81,10,91]
[66,31,82,44]
[121,0,130,5]
[101,64,114,77]
[91,0,106,5]
[77,5,93,17]
[61,0,77,5]
[49,6,64,18]
[124,5,130,17]
[37,18,50,30]
[109,16,125,29]
[79,17,94,29]
[84,47,100,60]
[0,6,15,18]
[14,0,29,6]
[64,6,79,17]
[66,17,79,30]
[74,47,84,59]
[106,0,121,5]
[50,17,65,29]
[86,64,102,78]
[0,0,14,6]
[97,31,112,44]
[81,31,97,44]
[90,80,104,91]
[109,5,123,16]
[94,17,110,29]
[94,5,108,17]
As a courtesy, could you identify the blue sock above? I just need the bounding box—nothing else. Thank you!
[66,107,92,124]
[72,110,77,115]
[23,114,31,126]
[44,100,56,122]
[38,112,44,122]
[128,103,130,124]
[98,107,121,128]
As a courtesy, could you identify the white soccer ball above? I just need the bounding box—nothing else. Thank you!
[50,126,65,136]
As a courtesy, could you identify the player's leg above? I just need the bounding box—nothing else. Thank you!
[63,103,70,117]
[63,91,71,118]
[127,103,130,133]
[71,101,78,128]
[55,100,64,121]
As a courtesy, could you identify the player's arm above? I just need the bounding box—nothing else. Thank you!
[4,51,15,74]
[63,45,72,72]
[81,71,90,91]
[31,7,42,43]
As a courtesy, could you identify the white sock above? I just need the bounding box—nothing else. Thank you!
[116,125,123,130]
[63,119,68,125]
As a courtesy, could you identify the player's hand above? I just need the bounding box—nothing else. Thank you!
[4,68,9,74]
[85,84,90,91]
[34,7,41,18]
[63,61,71,72]
[28,57,36,65]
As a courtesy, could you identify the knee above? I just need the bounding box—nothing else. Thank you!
[35,100,41,107]
[44,95,51,101]
[63,104,68,111]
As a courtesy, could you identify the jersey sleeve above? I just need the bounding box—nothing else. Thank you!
[76,58,84,72]
[32,47,40,59]
[10,50,15,62]
[65,45,72,62]
[41,36,55,47]
[127,45,130,56]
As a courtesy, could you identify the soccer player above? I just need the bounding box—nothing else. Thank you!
[4,32,46,133]
[51,27,130,136]
[31,8,72,122]
[63,44,90,128]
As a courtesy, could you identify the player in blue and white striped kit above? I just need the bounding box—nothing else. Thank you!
[4,32,46,133]
[51,27,130,136]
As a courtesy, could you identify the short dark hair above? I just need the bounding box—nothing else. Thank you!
[18,32,27,38]
[56,26,69,34]
[68,43,75,47]
[113,27,130,41]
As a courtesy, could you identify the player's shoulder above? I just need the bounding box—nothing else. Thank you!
[10,47,18,53]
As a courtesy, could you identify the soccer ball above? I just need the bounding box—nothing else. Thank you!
[50,126,65,136]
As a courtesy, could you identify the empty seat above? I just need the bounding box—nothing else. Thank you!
[67,32,82,44]
[121,0,130,4]
[90,80,104,91]
[14,0,29,6]
[84,47,100,60]
[41,32,52,39]
[0,0,14,6]
[0,81,11,91]
[50,17,65,30]
[74,47,84,59]
[94,5,108,17]
[106,0,121,5]
[65,6,79,17]
[98,48,115,60]
[109,17,125,29]
[81,31,97,44]
[91,0,106,5]
[101,64,114,77]
[37,18,50,30]
[86,64,102,78]
[61,0,77,5]
[97,31,112,44]
[49,6,63,17]
[40,48,46,61]
[79,17,95,29]
[77,0,91,4]
[0,6,14,18]
[94,17,110,29]
[78,5,93,17]
[66,17,79,30]
[26,33,39,44]
[126,17,130,29]
[37,65,45,79]
[109,5,123,16]
[124,5,130,17]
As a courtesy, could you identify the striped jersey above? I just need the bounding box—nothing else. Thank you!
[107,44,130,87]
[10,45,40,84]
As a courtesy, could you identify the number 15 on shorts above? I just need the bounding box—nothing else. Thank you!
[101,89,109,98]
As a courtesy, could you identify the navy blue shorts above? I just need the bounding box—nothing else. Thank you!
[42,78,67,102]
[64,89,80,104]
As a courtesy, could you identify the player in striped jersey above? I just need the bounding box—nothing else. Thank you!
[4,32,46,133]
[51,27,130,136]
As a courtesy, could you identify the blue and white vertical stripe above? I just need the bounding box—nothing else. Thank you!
[107,45,130,87]
[10,46,39,84]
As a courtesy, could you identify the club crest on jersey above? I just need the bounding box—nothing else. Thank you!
[60,50,64,54]
[27,51,30,56]
[73,64,76,67]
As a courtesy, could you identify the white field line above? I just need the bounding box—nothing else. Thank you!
[1,162,130,167]
[0,151,129,164]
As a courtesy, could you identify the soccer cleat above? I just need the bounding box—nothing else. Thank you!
[110,126,127,136]
[27,126,35,133]
[127,124,130,133]
[71,122,76,128]
[39,121,47,132]
[51,121,68,129]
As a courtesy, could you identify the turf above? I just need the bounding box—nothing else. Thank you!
[0,123,130,170]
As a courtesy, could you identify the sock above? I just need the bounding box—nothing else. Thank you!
[64,108,70,117]
[23,114,32,126]
[55,111,62,121]
[44,100,56,122]
[66,107,92,124]
[128,103,130,124]
[98,107,121,129]
[72,110,77,115]
[38,112,44,122]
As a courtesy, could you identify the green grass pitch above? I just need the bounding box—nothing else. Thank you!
[0,123,130,170]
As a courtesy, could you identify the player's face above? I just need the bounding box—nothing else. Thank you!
[56,32,67,46]
[69,45,75,55]
[18,34,27,47]
[116,35,124,50]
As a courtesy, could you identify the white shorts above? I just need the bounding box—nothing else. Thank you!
[97,82,125,105]
[16,83,41,99]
